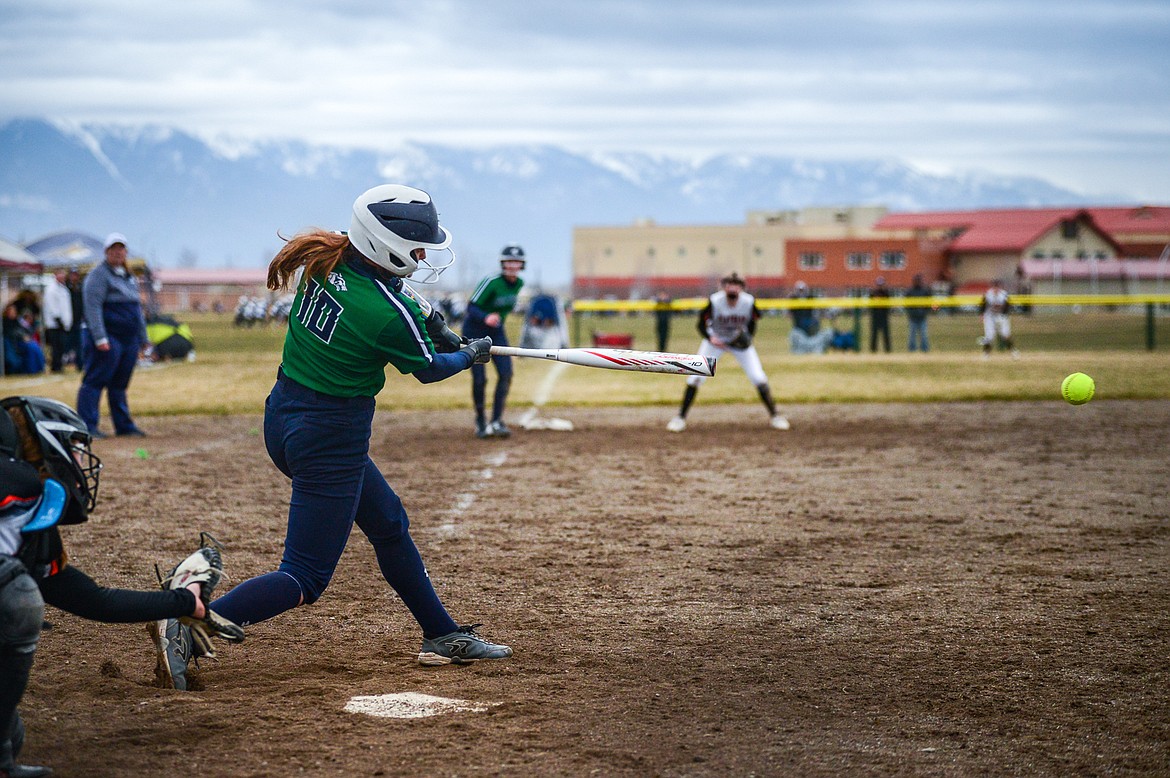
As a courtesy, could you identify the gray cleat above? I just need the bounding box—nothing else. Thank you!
[148,618,193,690]
[418,624,513,666]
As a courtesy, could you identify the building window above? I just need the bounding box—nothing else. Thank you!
[753,245,763,256]
[647,246,656,257]
[1051,250,1064,260]
[846,252,872,270]
[677,246,686,257]
[708,246,718,257]
[1076,250,1089,260]
[1032,250,1045,259]
[1095,251,1107,260]
[604,247,613,257]
[878,251,906,269]
[799,252,825,270]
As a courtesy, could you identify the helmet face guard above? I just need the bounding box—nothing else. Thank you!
[39,419,102,513]
[349,184,455,283]
[1,396,102,522]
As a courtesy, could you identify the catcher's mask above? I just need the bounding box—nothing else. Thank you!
[1,396,102,524]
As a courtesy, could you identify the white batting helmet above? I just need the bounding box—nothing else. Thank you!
[349,184,454,282]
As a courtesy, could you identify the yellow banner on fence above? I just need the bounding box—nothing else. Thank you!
[570,294,1170,313]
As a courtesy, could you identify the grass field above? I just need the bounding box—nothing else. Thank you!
[3,308,1168,417]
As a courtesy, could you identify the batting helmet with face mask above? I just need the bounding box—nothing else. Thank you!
[348,184,454,283]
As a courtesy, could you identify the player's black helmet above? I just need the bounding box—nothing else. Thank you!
[1,396,101,523]
[499,245,526,269]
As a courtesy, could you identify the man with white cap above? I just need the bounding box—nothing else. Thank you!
[76,233,150,438]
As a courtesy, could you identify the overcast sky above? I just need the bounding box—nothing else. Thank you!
[2,0,1168,200]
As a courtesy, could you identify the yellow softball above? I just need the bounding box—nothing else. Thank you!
[1061,372,1095,405]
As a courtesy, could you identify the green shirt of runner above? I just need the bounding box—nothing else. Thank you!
[280,260,437,397]
[470,274,524,322]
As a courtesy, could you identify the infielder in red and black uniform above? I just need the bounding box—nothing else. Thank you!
[667,272,789,432]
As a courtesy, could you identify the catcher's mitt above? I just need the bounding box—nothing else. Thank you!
[183,609,244,657]
[158,533,245,654]
[727,331,752,349]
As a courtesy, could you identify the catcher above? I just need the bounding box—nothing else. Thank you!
[0,396,243,777]
[666,272,790,433]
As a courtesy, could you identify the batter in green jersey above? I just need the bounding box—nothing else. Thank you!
[153,185,511,693]
[462,244,526,438]
[281,261,440,398]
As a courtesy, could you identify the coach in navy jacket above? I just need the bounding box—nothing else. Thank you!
[77,233,149,437]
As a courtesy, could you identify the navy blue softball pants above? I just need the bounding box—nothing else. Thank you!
[464,322,513,422]
[209,371,459,638]
[77,329,139,435]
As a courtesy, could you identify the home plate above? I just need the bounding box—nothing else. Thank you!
[344,692,496,719]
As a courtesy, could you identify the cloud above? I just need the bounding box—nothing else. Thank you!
[1,0,1168,199]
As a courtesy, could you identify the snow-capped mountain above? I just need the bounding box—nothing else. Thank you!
[0,118,1099,288]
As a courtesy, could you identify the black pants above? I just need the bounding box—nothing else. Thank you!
[870,318,891,352]
[655,316,670,352]
[45,328,67,372]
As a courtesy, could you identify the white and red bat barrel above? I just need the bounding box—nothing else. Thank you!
[566,348,717,376]
[490,346,717,376]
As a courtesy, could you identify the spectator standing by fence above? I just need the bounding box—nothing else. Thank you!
[42,268,73,373]
[904,273,931,352]
[66,267,84,370]
[654,292,673,352]
[869,277,891,353]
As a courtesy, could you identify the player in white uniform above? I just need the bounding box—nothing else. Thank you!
[667,272,789,432]
[979,278,1019,359]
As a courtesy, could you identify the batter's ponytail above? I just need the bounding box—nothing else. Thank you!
[267,230,354,291]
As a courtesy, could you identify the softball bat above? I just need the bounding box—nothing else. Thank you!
[489,346,717,377]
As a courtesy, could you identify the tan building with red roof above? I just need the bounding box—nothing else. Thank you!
[873,206,1170,294]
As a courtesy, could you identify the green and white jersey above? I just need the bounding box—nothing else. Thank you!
[280,260,436,397]
[469,274,524,321]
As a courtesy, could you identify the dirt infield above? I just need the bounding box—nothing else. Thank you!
[20,401,1170,777]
